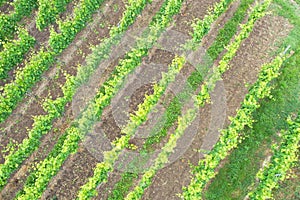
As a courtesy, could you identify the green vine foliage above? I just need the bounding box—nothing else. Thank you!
[49,0,105,54]
[248,113,300,199]
[0,28,35,79]
[184,55,285,200]
[0,0,7,7]
[0,0,37,44]
[119,0,239,198]
[14,0,184,199]
[36,0,72,30]
[182,0,276,199]
[0,50,55,123]
[125,107,197,200]
[0,0,107,123]
[0,0,151,192]
[78,56,185,200]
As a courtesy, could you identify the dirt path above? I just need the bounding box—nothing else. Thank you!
[0,0,106,136]
[0,0,294,200]
[0,0,120,159]
[89,0,228,199]
[40,0,168,199]
[140,14,292,200]
[0,0,15,15]
[39,0,193,198]
[0,0,79,87]
[0,0,127,199]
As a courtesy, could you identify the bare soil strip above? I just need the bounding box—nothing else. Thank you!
[0,0,126,199]
[141,14,292,200]
[0,0,123,158]
[92,0,242,198]
[0,0,108,134]
[40,0,168,199]
[0,0,294,200]
[0,1,13,14]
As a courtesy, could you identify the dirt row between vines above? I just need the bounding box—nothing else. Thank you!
[0,0,80,141]
[0,1,293,200]
[0,0,102,135]
[40,0,170,199]
[0,0,80,87]
[39,0,233,199]
[140,14,292,200]
[0,0,14,15]
[93,0,230,199]
[0,0,120,157]
[0,0,127,198]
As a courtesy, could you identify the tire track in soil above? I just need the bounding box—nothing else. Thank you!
[141,15,292,200]
[40,1,171,199]
[0,0,126,199]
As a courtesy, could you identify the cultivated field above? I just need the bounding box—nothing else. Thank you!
[0,0,299,199]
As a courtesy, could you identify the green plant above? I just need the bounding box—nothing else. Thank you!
[49,0,106,54]
[181,1,275,199]
[0,0,8,6]
[113,4,119,12]
[0,0,37,44]
[206,0,255,60]
[0,49,55,123]
[96,0,238,197]
[0,0,108,124]
[0,0,153,190]
[0,28,35,79]
[13,0,184,199]
[248,113,300,199]
[36,0,72,30]
[125,107,197,200]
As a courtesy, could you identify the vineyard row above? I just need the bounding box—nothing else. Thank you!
[0,0,152,191]
[248,112,300,199]
[123,1,274,199]
[15,0,184,199]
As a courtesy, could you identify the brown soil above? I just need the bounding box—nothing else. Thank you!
[39,0,172,199]
[141,14,292,200]
[42,147,99,200]
[0,104,73,200]
[39,0,195,197]
[93,0,224,199]
[0,0,14,14]
[129,83,155,115]
[0,0,72,87]
[0,0,78,120]
[222,15,292,123]
[0,2,244,200]
[202,14,294,197]
[0,0,123,149]
[0,1,294,200]
[0,0,126,199]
